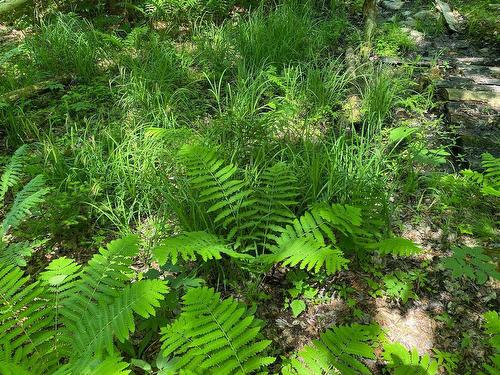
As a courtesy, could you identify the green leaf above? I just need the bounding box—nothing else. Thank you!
[290,299,306,317]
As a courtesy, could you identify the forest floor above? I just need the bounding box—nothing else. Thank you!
[0,1,498,374]
[256,2,500,372]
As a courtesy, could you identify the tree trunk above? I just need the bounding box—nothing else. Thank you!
[363,0,377,40]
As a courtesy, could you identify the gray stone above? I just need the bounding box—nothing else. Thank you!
[413,10,438,21]
[381,0,404,11]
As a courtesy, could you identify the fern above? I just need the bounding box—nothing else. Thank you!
[462,153,500,197]
[0,263,57,373]
[0,145,27,202]
[0,150,49,266]
[0,236,168,373]
[271,236,349,275]
[1,174,50,235]
[152,231,248,265]
[179,144,255,238]
[371,237,421,256]
[160,287,275,374]
[481,311,500,375]
[383,343,438,375]
[0,240,42,267]
[441,246,500,285]
[481,153,500,197]
[263,204,363,275]
[72,280,167,359]
[243,162,298,250]
[283,324,381,375]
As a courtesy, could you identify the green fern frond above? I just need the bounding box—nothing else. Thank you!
[73,279,168,358]
[179,144,255,236]
[244,162,298,249]
[1,174,50,234]
[481,311,500,375]
[152,231,250,265]
[483,311,500,348]
[86,357,131,375]
[60,236,140,337]
[370,237,421,256]
[283,324,381,375]
[0,262,57,373]
[263,204,363,275]
[0,145,27,202]
[0,240,39,267]
[383,343,438,375]
[271,236,349,275]
[160,287,275,374]
[481,153,500,197]
[0,362,31,375]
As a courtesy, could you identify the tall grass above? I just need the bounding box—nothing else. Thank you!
[233,0,345,69]
[26,14,102,81]
[118,34,201,127]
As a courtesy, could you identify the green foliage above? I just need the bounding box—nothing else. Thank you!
[178,143,255,238]
[481,311,500,375]
[462,153,500,197]
[382,272,417,303]
[0,146,49,266]
[375,22,417,58]
[283,324,381,374]
[441,246,500,285]
[383,343,439,374]
[233,1,346,69]
[373,237,421,256]
[160,287,275,374]
[0,144,26,201]
[26,14,102,81]
[0,236,168,373]
[152,231,245,265]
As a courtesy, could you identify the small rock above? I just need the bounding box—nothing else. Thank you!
[402,27,426,46]
[381,0,404,11]
[414,10,439,21]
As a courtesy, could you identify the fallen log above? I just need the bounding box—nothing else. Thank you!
[0,0,30,15]
[0,76,71,103]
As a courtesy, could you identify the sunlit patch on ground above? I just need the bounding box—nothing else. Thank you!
[375,299,436,355]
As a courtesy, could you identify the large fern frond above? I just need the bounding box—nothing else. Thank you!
[0,262,57,373]
[283,324,381,375]
[369,237,421,256]
[262,204,362,274]
[383,343,439,375]
[1,174,50,234]
[62,236,139,326]
[0,145,27,202]
[271,236,349,275]
[160,287,275,374]
[481,153,500,197]
[242,162,298,250]
[152,231,250,265]
[179,144,255,238]
[72,280,168,359]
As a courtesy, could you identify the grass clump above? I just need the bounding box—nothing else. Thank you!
[26,14,103,81]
